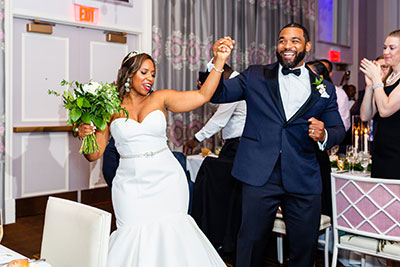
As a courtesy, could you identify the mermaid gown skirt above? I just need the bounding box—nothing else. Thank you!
[107,110,226,267]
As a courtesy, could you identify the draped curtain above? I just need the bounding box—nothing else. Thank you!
[152,0,317,152]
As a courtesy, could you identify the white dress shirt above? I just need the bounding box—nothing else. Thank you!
[195,68,246,142]
[278,64,311,120]
[335,86,351,131]
[278,64,327,149]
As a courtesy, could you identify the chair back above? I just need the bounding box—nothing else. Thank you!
[40,197,112,267]
[331,173,400,242]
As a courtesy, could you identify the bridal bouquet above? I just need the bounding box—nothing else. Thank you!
[49,80,128,154]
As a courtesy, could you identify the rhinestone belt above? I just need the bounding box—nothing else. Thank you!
[120,147,168,159]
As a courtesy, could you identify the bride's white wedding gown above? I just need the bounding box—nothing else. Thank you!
[107,110,226,267]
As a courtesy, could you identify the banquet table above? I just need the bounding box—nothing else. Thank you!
[186,153,217,182]
[0,245,51,266]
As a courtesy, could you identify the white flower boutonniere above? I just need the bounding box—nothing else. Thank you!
[312,77,330,98]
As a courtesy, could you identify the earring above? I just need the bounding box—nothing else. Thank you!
[124,77,130,92]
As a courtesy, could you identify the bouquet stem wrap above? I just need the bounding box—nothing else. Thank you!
[80,133,100,154]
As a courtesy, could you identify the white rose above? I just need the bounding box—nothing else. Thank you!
[82,82,101,95]
[317,84,326,94]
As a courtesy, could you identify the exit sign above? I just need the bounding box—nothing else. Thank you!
[74,4,99,24]
[328,50,341,62]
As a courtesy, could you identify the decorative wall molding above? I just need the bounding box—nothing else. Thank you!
[20,133,69,198]
[21,33,69,122]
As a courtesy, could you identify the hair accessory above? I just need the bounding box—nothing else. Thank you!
[125,77,131,92]
[122,51,139,65]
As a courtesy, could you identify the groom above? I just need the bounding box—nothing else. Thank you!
[210,23,345,266]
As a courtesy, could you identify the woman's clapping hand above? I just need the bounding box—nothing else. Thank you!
[360,58,383,84]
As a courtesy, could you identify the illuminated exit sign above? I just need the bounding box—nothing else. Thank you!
[74,4,99,24]
[328,50,341,62]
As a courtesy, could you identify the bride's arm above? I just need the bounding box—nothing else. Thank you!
[78,123,110,162]
[160,37,234,113]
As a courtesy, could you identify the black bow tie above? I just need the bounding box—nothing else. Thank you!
[281,67,301,76]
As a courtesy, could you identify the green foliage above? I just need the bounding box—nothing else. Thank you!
[330,159,371,172]
[48,80,129,153]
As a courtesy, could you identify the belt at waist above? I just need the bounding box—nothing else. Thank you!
[120,147,168,159]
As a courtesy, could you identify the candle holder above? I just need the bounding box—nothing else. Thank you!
[352,115,361,152]
[352,115,372,153]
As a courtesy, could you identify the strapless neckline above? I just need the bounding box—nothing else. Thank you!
[111,109,165,126]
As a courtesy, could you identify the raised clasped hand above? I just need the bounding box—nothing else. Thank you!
[213,36,235,62]
[77,122,96,138]
[360,58,382,84]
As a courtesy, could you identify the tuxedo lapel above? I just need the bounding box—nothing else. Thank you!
[286,67,320,125]
[264,63,286,121]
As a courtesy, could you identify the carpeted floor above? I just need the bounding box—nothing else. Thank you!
[2,200,336,266]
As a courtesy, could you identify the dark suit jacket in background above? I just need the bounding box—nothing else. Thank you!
[102,138,119,188]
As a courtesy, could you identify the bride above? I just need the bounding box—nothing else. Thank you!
[78,37,234,267]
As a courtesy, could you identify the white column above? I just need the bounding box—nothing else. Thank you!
[4,0,16,224]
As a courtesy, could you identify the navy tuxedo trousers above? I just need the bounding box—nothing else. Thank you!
[236,157,321,267]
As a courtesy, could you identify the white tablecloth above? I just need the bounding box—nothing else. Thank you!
[186,154,217,183]
[0,245,51,267]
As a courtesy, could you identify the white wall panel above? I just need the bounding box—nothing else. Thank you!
[20,133,69,197]
[90,41,128,82]
[21,33,69,122]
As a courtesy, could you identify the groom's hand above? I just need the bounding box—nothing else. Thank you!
[308,117,326,142]
[212,37,235,63]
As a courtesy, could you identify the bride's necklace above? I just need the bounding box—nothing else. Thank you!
[386,71,400,84]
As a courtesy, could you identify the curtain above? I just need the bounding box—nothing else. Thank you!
[152,0,317,152]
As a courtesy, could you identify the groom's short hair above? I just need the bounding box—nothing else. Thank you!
[279,23,310,43]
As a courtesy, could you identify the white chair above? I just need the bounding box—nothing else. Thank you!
[40,197,112,267]
[273,208,331,267]
[331,173,400,267]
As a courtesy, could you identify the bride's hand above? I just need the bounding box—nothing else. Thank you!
[214,37,235,63]
[77,122,96,138]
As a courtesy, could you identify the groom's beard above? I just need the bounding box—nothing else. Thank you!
[276,49,306,69]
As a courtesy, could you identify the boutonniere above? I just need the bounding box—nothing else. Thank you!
[312,77,330,98]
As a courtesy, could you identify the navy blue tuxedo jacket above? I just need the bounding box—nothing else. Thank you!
[211,62,345,195]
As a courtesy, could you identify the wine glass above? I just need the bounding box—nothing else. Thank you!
[359,151,370,175]
[329,145,340,162]
[337,157,345,171]
[346,145,356,173]
[330,145,339,156]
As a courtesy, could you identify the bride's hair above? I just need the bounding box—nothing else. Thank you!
[116,52,155,100]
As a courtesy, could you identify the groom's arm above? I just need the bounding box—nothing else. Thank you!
[210,69,248,104]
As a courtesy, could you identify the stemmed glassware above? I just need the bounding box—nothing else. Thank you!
[346,145,356,173]
[330,145,339,156]
[359,151,370,175]
[337,157,345,172]
[329,145,339,162]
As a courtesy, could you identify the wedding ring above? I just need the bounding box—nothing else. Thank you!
[311,129,315,135]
